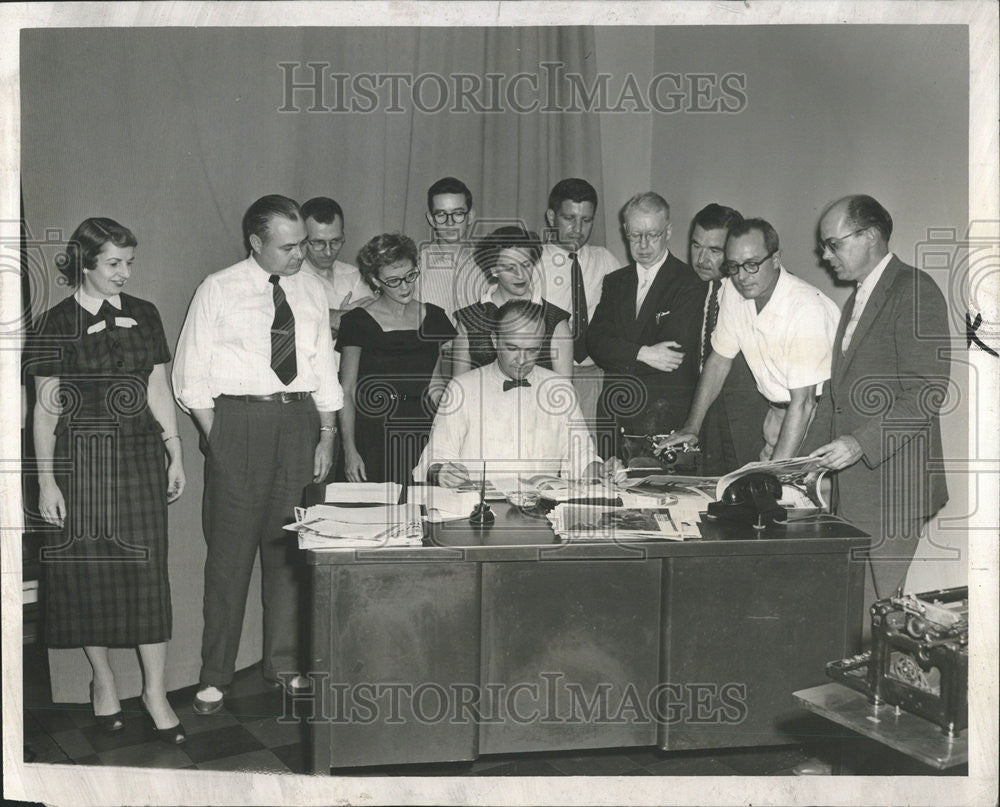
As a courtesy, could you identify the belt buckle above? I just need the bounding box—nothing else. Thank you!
[279,392,293,404]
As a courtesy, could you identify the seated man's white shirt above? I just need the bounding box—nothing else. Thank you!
[413,362,601,481]
[710,266,839,403]
[538,243,620,367]
[300,256,367,309]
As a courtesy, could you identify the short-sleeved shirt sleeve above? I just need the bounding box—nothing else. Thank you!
[710,280,742,360]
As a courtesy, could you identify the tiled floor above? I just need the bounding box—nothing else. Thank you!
[22,643,961,777]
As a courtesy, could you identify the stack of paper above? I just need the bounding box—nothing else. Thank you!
[407,486,481,522]
[323,482,402,504]
[287,503,422,549]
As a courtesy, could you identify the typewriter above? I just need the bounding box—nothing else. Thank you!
[826,586,968,737]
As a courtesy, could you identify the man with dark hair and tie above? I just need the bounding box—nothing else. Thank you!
[173,194,343,714]
[586,192,704,466]
[689,203,770,473]
[537,178,621,428]
[413,299,607,487]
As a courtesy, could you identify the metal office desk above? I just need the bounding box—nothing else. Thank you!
[304,503,869,771]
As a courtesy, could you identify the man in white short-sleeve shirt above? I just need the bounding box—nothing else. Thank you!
[658,218,839,461]
[298,197,373,350]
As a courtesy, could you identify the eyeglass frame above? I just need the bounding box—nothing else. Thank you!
[625,229,667,245]
[376,269,421,288]
[430,209,469,225]
[721,249,778,277]
[306,238,346,252]
[819,226,870,254]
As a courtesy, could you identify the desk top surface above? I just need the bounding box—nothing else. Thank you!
[793,683,968,769]
[304,499,869,565]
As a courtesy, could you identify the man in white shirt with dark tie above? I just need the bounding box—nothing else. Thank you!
[537,178,621,428]
[414,299,605,486]
[172,195,343,714]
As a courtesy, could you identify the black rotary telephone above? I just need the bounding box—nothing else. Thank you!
[706,472,786,531]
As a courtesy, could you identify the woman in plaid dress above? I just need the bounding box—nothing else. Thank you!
[29,218,187,743]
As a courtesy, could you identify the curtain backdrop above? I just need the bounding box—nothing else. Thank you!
[21,25,604,701]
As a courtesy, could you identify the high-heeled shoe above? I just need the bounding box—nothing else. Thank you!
[140,694,186,745]
[89,681,124,733]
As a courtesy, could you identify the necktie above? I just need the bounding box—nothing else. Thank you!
[98,299,118,331]
[569,252,589,363]
[269,275,297,385]
[841,288,863,353]
[700,280,721,369]
[503,378,531,392]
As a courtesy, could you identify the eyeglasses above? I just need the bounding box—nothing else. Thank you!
[307,238,345,252]
[626,230,666,245]
[377,269,421,288]
[431,209,468,225]
[819,227,869,254]
[721,250,777,277]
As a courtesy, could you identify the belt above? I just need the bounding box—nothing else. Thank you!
[217,392,311,404]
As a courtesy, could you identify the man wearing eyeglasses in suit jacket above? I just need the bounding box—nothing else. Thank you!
[586,192,704,466]
[808,195,950,622]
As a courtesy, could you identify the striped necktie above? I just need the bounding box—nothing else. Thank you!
[570,252,589,363]
[269,275,297,385]
[700,280,721,369]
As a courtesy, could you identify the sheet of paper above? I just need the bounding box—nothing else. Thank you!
[324,481,402,503]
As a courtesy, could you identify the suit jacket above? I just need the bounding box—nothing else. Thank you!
[807,256,949,534]
[587,253,703,455]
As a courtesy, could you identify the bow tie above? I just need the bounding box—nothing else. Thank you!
[503,378,531,392]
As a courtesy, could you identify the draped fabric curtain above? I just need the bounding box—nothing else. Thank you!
[21,25,604,700]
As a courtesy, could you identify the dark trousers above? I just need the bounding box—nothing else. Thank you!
[200,396,318,688]
[840,507,926,645]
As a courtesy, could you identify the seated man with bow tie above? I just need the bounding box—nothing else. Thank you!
[413,299,607,487]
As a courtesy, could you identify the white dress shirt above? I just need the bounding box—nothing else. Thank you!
[172,256,344,412]
[711,266,840,403]
[634,251,670,314]
[841,252,893,352]
[538,243,621,366]
[412,362,602,481]
[300,257,367,310]
[416,242,487,324]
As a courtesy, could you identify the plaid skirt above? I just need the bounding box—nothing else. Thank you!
[43,428,171,647]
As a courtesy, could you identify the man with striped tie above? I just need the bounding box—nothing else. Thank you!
[173,195,343,714]
[688,203,770,474]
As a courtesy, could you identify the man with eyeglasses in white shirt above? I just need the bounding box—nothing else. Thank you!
[537,178,621,428]
[299,197,374,343]
[416,176,484,325]
[658,217,839,462]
